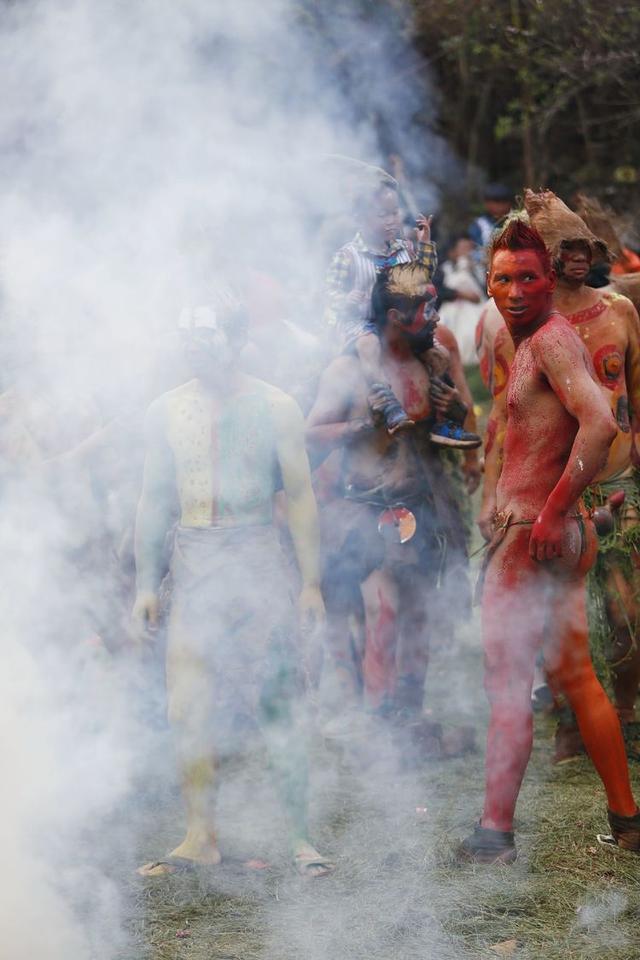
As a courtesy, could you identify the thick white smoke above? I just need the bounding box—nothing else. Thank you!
[0,1,469,957]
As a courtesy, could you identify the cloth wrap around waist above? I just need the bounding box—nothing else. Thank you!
[320,477,460,600]
[168,523,299,719]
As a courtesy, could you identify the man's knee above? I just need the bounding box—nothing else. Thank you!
[166,655,211,729]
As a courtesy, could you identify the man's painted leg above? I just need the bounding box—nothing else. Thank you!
[361,569,399,714]
[546,583,637,818]
[138,646,221,876]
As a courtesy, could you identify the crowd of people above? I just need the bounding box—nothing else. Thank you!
[5,163,640,876]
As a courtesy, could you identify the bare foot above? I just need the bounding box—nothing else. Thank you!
[293,839,335,879]
[137,838,222,877]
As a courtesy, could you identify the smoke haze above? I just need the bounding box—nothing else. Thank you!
[0,2,482,958]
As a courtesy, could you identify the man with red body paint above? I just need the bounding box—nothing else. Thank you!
[458,220,640,863]
[307,263,471,742]
[478,216,640,750]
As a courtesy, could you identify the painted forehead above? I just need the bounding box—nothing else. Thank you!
[490,249,547,272]
[178,306,226,334]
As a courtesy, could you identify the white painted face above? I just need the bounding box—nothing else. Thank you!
[178,306,233,378]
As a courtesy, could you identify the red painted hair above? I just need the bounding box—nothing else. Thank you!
[490,218,552,275]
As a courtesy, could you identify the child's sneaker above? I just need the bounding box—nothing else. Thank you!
[429,420,482,449]
[369,383,415,436]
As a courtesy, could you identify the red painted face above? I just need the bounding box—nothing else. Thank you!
[402,298,437,335]
[488,249,555,329]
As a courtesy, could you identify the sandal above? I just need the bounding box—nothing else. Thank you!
[597,808,640,853]
[294,853,336,878]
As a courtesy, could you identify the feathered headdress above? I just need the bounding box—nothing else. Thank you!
[384,261,435,300]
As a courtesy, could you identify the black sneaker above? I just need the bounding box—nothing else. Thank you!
[429,421,482,449]
[456,823,517,865]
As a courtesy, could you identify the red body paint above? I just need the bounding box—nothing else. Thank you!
[480,241,637,831]
[363,588,397,706]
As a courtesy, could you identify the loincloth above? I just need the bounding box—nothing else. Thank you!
[475,507,595,604]
[168,524,298,715]
[474,511,535,604]
[319,487,445,609]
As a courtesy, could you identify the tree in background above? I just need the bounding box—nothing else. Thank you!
[410,0,640,203]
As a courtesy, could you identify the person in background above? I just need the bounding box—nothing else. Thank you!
[469,183,514,259]
[324,175,480,449]
[436,236,487,367]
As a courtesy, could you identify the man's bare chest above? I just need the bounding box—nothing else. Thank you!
[573,307,628,395]
[384,357,431,421]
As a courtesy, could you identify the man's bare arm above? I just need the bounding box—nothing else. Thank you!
[530,326,617,559]
[477,325,513,538]
[272,392,325,637]
[478,387,508,539]
[306,357,370,455]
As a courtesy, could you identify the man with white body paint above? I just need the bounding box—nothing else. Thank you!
[133,302,333,878]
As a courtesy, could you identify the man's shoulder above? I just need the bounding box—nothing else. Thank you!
[529,313,584,359]
[151,379,197,412]
[532,312,576,339]
[243,377,305,428]
[604,290,639,322]
[246,376,296,408]
[435,324,457,352]
[321,352,361,378]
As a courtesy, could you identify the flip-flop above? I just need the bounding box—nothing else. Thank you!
[137,856,209,877]
[294,854,335,878]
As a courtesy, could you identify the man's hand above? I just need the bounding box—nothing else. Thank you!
[529,504,566,561]
[477,499,497,541]
[131,590,159,643]
[348,416,376,440]
[298,584,325,634]
[429,379,467,423]
[416,213,433,244]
